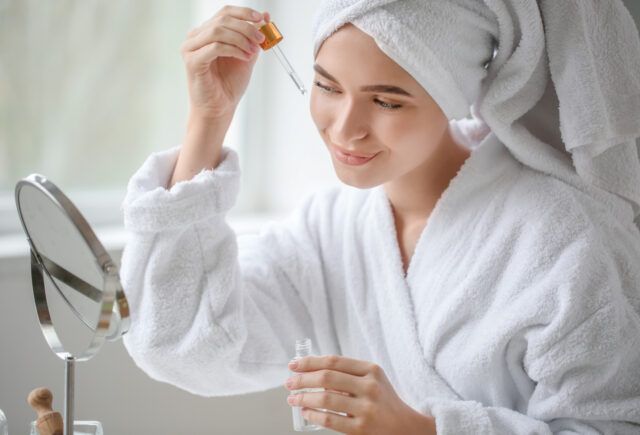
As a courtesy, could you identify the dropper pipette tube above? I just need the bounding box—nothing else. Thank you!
[272,45,307,95]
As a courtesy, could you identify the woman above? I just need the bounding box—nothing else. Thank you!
[121,1,640,433]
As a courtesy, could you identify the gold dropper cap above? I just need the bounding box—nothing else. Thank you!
[258,22,283,50]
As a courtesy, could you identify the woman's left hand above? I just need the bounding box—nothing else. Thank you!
[285,355,437,435]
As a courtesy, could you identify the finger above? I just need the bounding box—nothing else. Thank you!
[287,369,372,398]
[225,17,266,45]
[186,6,264,40]
[290,354,375,377]
[189,41,255,66]
[216,5,264,22]
[288,389,359,417]
[300,406,357,433]
[183,20,260,54]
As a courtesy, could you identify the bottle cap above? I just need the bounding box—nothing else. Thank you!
[258,21,283,50]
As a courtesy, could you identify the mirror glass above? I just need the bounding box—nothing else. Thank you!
[15,175,128,361]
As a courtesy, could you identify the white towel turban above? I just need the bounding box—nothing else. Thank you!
[311,0,640,226]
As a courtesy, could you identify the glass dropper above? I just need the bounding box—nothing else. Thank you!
[271,44,307,95]
[257,21,307,95]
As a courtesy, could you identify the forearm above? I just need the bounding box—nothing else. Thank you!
[169,111,234,188]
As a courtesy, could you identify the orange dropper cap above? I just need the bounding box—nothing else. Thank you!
[258,22,283,50]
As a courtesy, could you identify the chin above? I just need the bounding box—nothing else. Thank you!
[333,167,382,189]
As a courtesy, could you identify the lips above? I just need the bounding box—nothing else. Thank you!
[331,144,379,166]
[333,145,376,159]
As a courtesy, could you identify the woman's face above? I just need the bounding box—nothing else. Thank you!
[310,24,451,189]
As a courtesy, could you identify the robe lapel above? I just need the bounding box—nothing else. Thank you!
[358,187,460,407]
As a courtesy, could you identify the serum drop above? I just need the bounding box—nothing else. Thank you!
[291,338,324,432]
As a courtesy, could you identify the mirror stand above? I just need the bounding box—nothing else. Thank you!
[64,355,75,435]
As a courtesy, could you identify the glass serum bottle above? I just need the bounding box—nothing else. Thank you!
[290,338,324,431]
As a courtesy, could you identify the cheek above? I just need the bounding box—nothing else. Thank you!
[376,115,421,148]
[381,112,448,157]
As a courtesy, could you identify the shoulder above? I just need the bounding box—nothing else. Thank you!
[471,158,640,369]
[471,145,640,300]
[471,136,636,238]
[488,149,639,259]
[503,157,640,282]
[491,158,640,337]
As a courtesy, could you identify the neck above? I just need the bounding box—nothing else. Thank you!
[383,128,471,224]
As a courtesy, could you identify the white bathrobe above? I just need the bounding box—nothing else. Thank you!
[121,133,640,434]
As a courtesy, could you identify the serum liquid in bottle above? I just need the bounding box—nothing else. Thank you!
[291,338,324,431]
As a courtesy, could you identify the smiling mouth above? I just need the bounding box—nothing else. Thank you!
[331,142,378,158]
[331,144,380,166]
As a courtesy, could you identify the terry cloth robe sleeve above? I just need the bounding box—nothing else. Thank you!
[419,204,640,434]
[119,145,337,397]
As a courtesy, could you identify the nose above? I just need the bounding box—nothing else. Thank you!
[329,97,368,145]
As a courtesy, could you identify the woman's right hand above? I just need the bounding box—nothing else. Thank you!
[180,5,269,120]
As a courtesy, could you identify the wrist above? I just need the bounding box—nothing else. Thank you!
[187,110,233,134]
[409,410,437,435]
[170,110,233,187]
[182,110,232,155]
[423,415,437,435]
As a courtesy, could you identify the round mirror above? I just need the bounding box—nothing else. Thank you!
[15,174,129,361]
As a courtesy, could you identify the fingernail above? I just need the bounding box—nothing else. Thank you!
[288,360,298,369]
[285,377,294,388]
[252,11,262,20]
[287,395,297,405]
[255,31,265,42]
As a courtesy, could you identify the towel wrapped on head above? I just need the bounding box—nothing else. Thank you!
[312,0,640,227]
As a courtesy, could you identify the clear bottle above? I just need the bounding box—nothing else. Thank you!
[290,338,324,432]
[0,408,8,435]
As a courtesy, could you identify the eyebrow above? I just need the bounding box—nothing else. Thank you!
[313,63,414,97]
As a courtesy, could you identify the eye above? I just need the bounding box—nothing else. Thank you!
[373,98,403,110]
[314,80,339,94]
[314,80,403,111]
